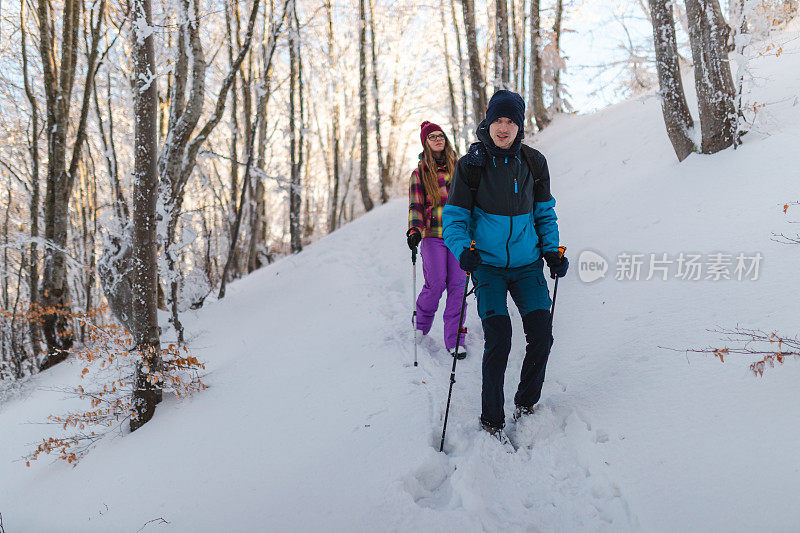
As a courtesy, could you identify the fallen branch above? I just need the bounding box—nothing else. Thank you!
[662,326,800,376]
[137,517,170,532]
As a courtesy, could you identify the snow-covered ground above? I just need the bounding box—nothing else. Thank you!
[3,24,800,532]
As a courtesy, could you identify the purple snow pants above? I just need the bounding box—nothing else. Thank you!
[416,237,467,351]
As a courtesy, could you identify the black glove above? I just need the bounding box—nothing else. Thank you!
[459,247,482,273]
[406,228,422,251]
[544,251,569,279]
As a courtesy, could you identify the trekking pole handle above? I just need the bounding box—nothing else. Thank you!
[550,245,566,319]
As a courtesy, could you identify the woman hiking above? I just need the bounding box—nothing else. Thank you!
[406,121,468,359]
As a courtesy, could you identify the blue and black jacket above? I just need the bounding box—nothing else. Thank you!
[442,123,560,268]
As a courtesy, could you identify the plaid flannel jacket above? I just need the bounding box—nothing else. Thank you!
[408,162,451,238]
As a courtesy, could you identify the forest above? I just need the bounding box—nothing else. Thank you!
[0,0,796,430]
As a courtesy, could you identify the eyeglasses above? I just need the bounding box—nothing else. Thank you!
[427,133,446,141]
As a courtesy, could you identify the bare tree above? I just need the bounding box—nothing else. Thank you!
[551,0,565,113]
[225,0,243,276]
[325,0,341,233]
[528,0,550,130]
[450,0,471,146]
[76,156,98,344]
[235,0,258,277]
[247,1,277,272]
[462,0,488,124]
[495,0,511,89]
[511,0,523,92]
[368,0,387,204]
[358,0,374,212]
[37,0,106,370]
[129,0,162,432]
[440,1,460,143]
[288,0,304,252]
[20,0,43,357]
[684,0,736,153]
[649,0,696,161]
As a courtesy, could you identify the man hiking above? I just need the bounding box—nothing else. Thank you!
[442,89,568,441]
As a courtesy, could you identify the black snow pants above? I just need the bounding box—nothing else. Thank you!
[480,309,552,429]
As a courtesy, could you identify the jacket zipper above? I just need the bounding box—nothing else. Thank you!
[505,217,513,268]
[506,163,515,268]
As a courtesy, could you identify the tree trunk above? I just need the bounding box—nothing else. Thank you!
[236,0,256,275]
[20,0,43,357]
[326,0,341,233]
[296,5,306,245]
[551,0,564,114]
[358,0,374,212]
[3,189,11,368]
[247,8,275,272]
[495,0,511,90]
[649,0,696,161]
[77,160,92,343]
[368,0,387,204]
[684,0,736,153]
[247,178,267,272]
[38,0,104,371]
[130,0,163,433]
[225,1,241,278]
[382,76,406,189]
[516,0,527,94]
[450,0,471,147]
[528,0,550,130]
[462,0,488,124]
[329,104,341,233]
[440,1,460,144]
[288,0,303,251]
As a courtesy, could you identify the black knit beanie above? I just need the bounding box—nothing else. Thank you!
[485,90,525,131]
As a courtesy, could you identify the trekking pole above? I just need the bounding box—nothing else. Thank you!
[550,245,567,321]
[439,240,475,453]
[412,246,418,367]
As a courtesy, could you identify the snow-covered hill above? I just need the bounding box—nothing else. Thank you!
[3,23,800,532]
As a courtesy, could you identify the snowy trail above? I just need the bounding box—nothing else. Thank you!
[363,200,638,531]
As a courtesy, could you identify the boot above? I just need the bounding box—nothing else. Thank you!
[512,404,535,422]
[481,420,511,445]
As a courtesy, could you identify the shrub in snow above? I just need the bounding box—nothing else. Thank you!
[23,310,206,466]
[684,203,800,376]
[688,327,799,376]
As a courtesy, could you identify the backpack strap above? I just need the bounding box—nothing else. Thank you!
[519,144,538,185]
[464,165,482,210]
[518,144,546,253]
[464,142,486,211]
